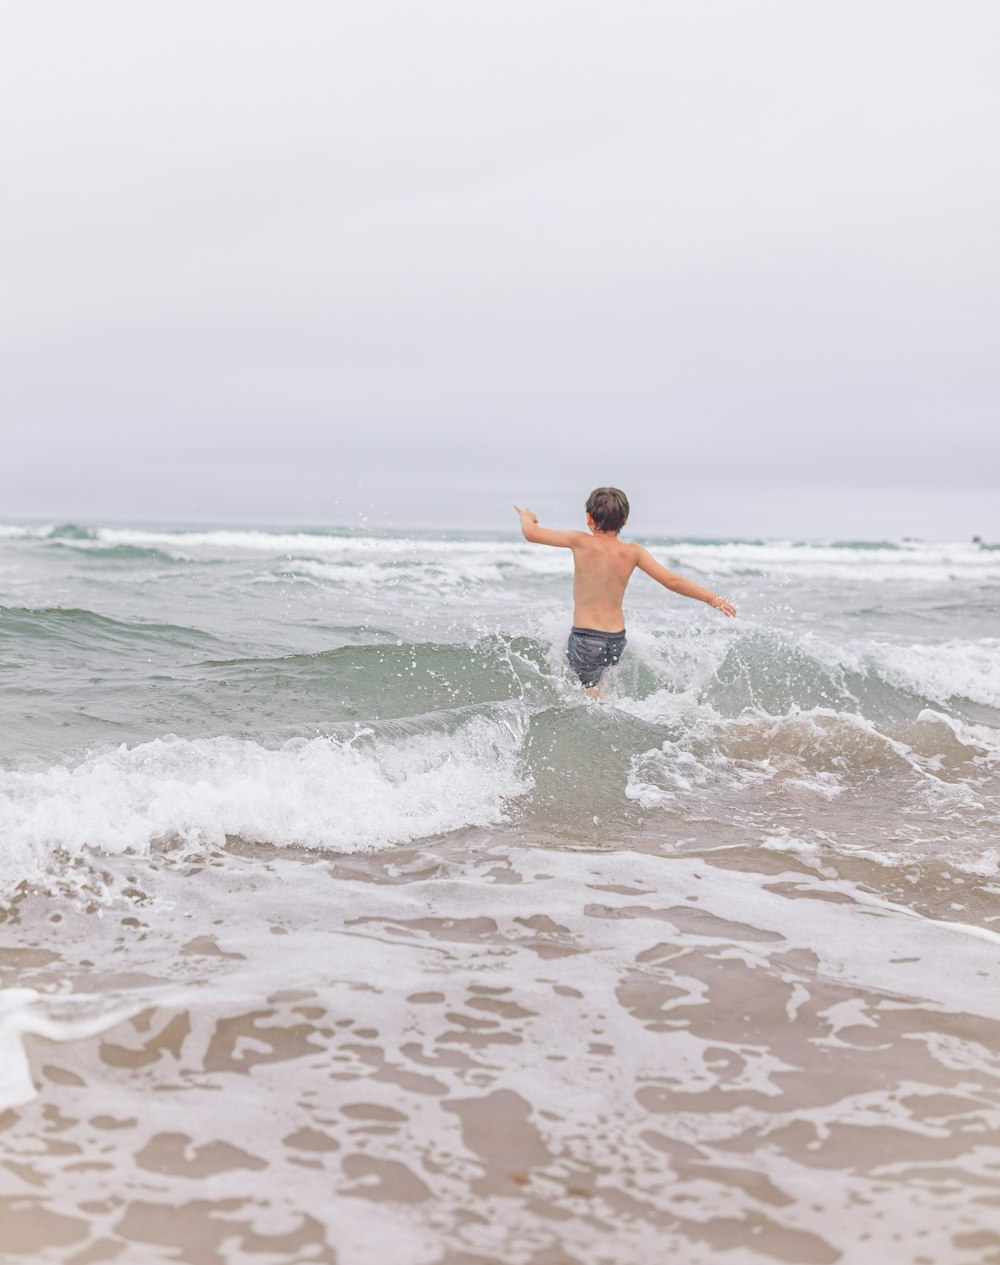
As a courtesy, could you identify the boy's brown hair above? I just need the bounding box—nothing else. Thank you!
[586,487,630,534]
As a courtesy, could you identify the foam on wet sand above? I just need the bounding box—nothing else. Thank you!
[4,833,1000,1264]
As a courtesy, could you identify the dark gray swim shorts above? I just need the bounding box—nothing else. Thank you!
[566,626,627,688]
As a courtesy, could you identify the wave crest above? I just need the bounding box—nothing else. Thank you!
[0,709,531,895]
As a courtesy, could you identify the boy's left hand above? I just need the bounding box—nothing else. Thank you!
[513,504,538,525]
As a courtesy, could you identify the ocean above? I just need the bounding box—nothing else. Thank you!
[1,521,999,1264]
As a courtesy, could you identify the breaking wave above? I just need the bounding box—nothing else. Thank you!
[0,708,531,895]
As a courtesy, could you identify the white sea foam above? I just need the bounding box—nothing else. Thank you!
[5,523,997,585]
[290,556,515,589]
[0,711,531,895]
[617,622,1000,718]
[866,638,1000,709]
[0,988,141,1108]
[92,529,568,574]
[653,539,1000,583]
[623,703,996,818]
[53,528,574,586]
[96,532,1000,585]
[613,623,734,710]
[758,827,1000,878]
[0,524,55,540]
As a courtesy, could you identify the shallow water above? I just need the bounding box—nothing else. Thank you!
[1,523,999,1263]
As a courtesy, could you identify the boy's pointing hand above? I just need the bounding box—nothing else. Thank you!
[513,504,538,525]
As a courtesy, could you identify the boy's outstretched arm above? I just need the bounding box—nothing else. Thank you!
[513,504,580,548]
[635,546,736,616]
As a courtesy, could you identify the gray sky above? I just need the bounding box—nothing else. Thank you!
[2,1,998,538]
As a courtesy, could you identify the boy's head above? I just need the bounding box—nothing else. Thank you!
[586,487,629,534]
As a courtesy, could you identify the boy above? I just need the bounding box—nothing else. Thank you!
[514,487,736,696]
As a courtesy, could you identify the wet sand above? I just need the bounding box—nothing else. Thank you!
[3,834,1000,1264]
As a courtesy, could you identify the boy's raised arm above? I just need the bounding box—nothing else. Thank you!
[635,546,736,616]
[513,504,580,548]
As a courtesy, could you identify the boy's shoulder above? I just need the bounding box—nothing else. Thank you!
[608,534,643,552]
[574,533,644,559]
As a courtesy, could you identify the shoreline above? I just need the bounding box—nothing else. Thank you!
[3,832,1000,1263]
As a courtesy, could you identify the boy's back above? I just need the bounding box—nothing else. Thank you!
[568,530,639,632]
[515,487,735,695]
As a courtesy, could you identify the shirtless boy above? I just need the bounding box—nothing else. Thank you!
[515,487,736,697]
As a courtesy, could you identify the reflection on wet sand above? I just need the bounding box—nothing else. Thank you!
[3,836,1000,1263]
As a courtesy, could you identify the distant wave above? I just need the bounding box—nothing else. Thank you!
[0,524,57,539]
[3,523,997,584]
[45,540,185,564]
[657,540,1000,582]
[0,605,218,650]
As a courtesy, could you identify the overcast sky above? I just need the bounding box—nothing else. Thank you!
[2,1,998,538]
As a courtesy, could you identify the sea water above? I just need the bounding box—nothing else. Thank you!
[1,523,999,1263]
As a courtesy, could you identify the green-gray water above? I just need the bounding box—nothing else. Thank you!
[2,522,999,1264]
